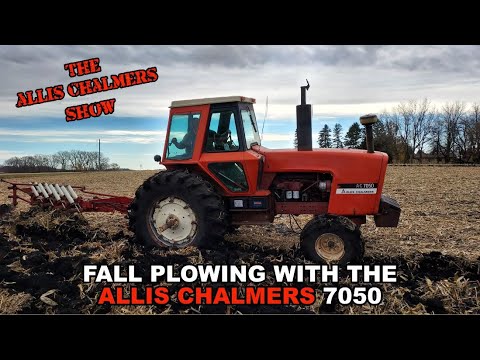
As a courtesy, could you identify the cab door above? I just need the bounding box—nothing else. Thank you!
[198,102,263,196]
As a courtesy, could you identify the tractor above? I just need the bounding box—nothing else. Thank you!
[127,82,401,265]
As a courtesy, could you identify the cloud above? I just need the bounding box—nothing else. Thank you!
[0,129,165,137]
[3,45,480,72]
[2,45,480,121]
[0,150,25,161]
[261,133,294,142]
[18,137,159,144]
[0,128,165,144]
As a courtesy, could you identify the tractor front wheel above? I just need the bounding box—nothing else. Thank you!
[300,216,364,266]
[128,170,227,248]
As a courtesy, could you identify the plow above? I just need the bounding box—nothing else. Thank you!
[1,179,132,214]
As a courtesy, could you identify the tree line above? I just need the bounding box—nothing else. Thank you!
[1,150,121,173]
[294,99,480,163]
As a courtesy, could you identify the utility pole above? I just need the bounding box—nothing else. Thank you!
[98,139,101,171]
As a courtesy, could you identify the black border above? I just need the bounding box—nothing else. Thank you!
[4,7,479,44]
[2,10,478,345]
[2,314,478,344]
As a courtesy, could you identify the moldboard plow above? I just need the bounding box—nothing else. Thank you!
[1,179,132,214]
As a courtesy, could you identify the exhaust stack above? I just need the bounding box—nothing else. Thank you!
[360,114,378,153]
[296,80,312,151]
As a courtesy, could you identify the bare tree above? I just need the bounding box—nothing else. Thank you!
[470,104,480,162]
[33,155,49,169]
[86,152,98,170]
[77,151,89,170]
[22,156,36,171]
[440,102,465,163]
[429,119,443,163]
[1,150,114,173]
[396,99,435,163]
[56,151,70,170]
[391,108,409,163]
[69,150,81,170]
[48,154,61,170]
[4,156,21,168]
[456,114,472,162]
[109,163,120,170]
[98,153,110,170]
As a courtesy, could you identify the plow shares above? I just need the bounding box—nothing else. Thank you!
[0,179,132,214]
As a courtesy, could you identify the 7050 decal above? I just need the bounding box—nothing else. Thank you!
[336,183,378,194]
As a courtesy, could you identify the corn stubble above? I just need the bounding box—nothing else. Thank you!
[0,167,479,314]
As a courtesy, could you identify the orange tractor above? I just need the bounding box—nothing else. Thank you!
[130,82,400,264]
[2,83,400,265]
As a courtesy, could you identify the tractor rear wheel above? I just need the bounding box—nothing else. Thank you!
[300,216,364,266]
[128,170,227,248]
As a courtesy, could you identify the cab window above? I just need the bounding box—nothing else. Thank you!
[208,162,248,192]
[166,113,200,160]
[241,108,260,149]
[205,109,240,152]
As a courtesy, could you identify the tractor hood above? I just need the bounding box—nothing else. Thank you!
[252,145,388,185]
[251,145,389,215]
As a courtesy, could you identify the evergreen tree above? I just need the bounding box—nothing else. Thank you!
[344,122,362,148]
[317,125,332,148]
[360,127,367,149]
[294,129,298,149]
[360,119,397,161]
[333,123,343,148]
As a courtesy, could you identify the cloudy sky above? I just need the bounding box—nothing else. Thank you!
[1,45,479,169]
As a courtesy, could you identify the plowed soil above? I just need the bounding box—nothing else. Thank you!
[0,167,479,314]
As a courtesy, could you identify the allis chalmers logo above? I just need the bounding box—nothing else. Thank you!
[15,57,158,122]
[336,183,378,195]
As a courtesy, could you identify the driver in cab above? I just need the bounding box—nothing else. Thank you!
[171,116,199,156]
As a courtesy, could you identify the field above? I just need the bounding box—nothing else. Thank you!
[1,167,479,314]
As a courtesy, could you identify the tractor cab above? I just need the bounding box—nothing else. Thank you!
[162,96,266,196]
[164,96,260,161]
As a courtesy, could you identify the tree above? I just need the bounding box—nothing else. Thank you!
[440,102,465,163]
[470,104,480,162]
[360,127,366,149]
[362,117,399,162]
[22,156,36,171]
[294,129,298,149]
[456,114,471,162]
[56,151,70,170]
[344,123,362,148]
[394,99,435,163]
[47,154,60,170]
[318,125,332,148]
[333,123,343,148]
[454,103,480,163]
[85,152,98,170]
[1,150,115,173]
[68,150,81,170]
[429,119,443,163]
[98,153,110,171]
[4,156,21,168]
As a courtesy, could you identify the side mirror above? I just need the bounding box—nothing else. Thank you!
[154,155,162,162]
